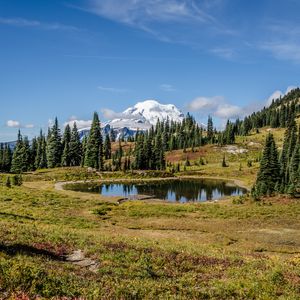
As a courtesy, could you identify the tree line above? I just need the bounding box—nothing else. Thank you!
[0,113,106,173]
[234,88,300,135]
[1,110,239,173]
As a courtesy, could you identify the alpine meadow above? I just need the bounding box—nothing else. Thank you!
[0,1,300,299]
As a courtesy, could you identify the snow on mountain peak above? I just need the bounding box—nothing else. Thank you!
[78,100,184,140]
[123,99,184,125]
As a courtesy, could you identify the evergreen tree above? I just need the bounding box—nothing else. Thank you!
[40,135,48,169]
[35,130,44,169]
[280,118,297,188]
[61,124,71,167]
[1,144,12,172]
[221,154,227,167]
[0,143,3,171]
[69,123,82,166]
[81,136,87,167]
[253,133,280,196]
[47,117,62,168]
[289,143,300,195]
[22,137,31,170]
[11,131,30,173]
[5,177,11,188]
[104,134,112,160]
[11,130,23,173]
[207,116,214,142]
[84,112,103,170]
[30,137,38,170]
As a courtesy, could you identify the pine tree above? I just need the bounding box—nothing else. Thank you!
[2,144,12,172]
[207,115,214,142]
[84,112,103,170]
[104,134,112,160]
[254,133,280,196]
[47,117,62,168]
[280,118,297,188]
[221,154,227,167]
[81,136,87,167]
[22,137,31,170]
[69,123,82,166]
[0,143,3,171]
[10,131,24,173]
[5,177,11,188]
[40,135,48,169]
[61,124,71,167]
[35,130,44,169]
[11,131,31,173]
[30,137,38,170]
[289,143,300,195]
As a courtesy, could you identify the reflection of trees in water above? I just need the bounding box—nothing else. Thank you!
[70,180,246,202]
[134,180,246,202]
[122,184,135,196]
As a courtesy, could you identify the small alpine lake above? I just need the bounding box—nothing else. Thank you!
[64,178,247,202]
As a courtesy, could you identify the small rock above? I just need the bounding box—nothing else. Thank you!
[65,250,85,262]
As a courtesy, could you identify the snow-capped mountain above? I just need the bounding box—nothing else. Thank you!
[79,100,184,140]
[123,100,184,125]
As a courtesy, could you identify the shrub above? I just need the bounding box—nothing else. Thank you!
[5,177,11,188]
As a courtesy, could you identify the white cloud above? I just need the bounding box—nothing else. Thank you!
[0,17,79,31]
[160,84,176,92]
[187,96,223,111]
[261,22,300,63]
[101,108,124,119]
[215,104,244,119]
[6,120,20,128]
[285,85,297,94]
[5,120,34,128]
[78,0,234,50]
[85,0,213,25]
[64,119,92,130]
[266,90,283,106]
[266,85,298,106]
[98,85,128,93]
[187,96,246,120]
[261,42,300,63]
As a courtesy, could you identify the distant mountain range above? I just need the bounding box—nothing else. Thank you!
[79,100,185,140]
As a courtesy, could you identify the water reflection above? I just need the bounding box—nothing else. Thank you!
[66,179,247,202]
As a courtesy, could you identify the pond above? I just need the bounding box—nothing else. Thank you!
[64,179,247,202]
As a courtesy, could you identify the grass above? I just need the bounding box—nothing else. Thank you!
[0,179,299,299]
[0,131,299,299]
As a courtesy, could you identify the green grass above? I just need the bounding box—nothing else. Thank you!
[0,180,299,299]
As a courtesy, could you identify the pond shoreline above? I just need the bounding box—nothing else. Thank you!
[54,176,250,198]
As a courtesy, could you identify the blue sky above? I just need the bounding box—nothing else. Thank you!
[1,0,300,141]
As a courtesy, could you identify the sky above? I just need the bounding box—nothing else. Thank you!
[1,0,300,141]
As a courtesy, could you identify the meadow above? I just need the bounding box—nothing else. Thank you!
[0,127,299,299]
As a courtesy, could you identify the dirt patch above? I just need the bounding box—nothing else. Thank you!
[166,148,208,163]
[223,145,248,155]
